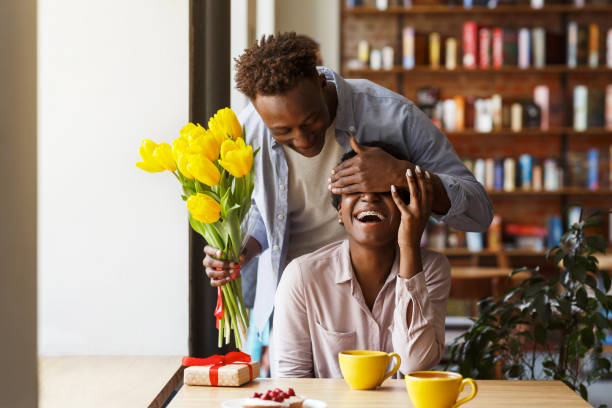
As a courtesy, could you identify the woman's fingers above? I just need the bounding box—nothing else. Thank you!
[406,167,421,212]
[415,165,428,209]
[391,184,408,214]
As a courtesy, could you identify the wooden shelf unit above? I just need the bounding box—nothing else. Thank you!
[341,0,612,271]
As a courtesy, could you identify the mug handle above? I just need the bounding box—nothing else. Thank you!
[452,378,478,408]
[380,352,401,385]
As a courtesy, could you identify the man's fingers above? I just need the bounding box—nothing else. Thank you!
[206,267,230,280]
[203,256,228,269]
[203,245,223,258]
[329,173,362,190]
[330,155,359,179]
[329,183,365,195]
[349,136,364,154]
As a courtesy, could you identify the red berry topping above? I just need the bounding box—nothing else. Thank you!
[262,394,271,400]
[287,388,296,396]
[274,397,284,402]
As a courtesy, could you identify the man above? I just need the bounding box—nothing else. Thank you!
[204,32,493,346]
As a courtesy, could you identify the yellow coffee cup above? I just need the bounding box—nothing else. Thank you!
[338,350,401,390]
[405,371,477,408]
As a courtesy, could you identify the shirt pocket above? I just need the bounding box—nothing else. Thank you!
[312,320,356,378]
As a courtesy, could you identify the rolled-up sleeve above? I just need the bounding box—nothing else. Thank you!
[406,105,493,232]
[391,254,451,374]
[271,261,313,378]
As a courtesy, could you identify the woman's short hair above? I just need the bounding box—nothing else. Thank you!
[330,142,411,209]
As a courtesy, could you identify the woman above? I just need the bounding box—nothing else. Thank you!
[271,148,451,378]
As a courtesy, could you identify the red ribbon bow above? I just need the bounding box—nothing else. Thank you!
[213,265,241,329]
[182,352,253,386]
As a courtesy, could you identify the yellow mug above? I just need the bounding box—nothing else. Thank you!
[338,350,401,390]
[405,371,477,408]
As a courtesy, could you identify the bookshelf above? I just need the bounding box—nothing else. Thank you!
[341,0,612,270]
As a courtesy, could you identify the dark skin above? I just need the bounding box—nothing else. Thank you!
[203,74,448,285]
[338,167,433,312]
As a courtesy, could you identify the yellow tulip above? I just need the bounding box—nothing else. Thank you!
[187,193,221,224]
[208,107,242,142]
[172,137,189,162]
[218,137,253,178]
[189,129,221,162]
[180,122,206,144]
[187,154,221,187]
[152,142,176,172]
[136,140,165,172]
[177,154,193,179]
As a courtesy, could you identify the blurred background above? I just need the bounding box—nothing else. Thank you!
[2,0,611,406]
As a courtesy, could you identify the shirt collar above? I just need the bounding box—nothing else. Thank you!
[317,66,356,135]
[334,239,401,285]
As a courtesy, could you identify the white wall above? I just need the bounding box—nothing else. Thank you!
[38,0,189,355]
[275,0,340,71]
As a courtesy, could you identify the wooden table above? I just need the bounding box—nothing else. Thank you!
[39,356,183,408]
[167,378,590,407]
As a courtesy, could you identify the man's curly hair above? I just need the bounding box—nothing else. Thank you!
[234,32,320,99]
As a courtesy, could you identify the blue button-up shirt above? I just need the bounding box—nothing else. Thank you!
[239,67,493,334]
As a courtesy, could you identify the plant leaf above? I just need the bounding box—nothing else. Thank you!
[535,323,547,346]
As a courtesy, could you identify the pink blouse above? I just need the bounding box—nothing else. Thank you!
[271,240,451,378]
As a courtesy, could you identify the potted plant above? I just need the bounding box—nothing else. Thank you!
[448,210,612,405]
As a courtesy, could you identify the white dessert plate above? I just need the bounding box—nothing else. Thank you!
[222,398,327,408]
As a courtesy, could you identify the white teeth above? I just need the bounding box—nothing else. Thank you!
[356,210,386,221]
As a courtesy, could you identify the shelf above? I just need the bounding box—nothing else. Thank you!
[445,128,612,137]
[487,188,612,197]
[346,65,612,76]
[345,4,612,15]
[440,248,547,256]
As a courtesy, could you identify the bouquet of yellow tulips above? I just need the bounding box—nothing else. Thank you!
[136,107,257,348]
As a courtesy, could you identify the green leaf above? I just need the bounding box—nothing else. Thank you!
[586,235,607,253]
[597,357,611,371]
[542,360,556,370]
[576,287,588,310]
[535,323,547,346]
[579,383,588,401]
[593,312,611,330]
[603,271,611,293]
[586,275,599,290]
[181,194,188,201]
[580,328,594,348]
[508,364,523,378]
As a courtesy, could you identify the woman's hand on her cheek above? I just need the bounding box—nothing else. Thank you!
[390,165,433,249]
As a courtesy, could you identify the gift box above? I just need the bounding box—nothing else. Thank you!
[183,352,260,386]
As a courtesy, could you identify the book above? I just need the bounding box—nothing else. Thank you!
[511,102,522,132]
[382,46,394,70]
[607,29,612,69]
[358,40,370,65]
[376,0,389,10]
[577,24,588,66]
[532,27,546,68]
[533,163,543,190]
[466,232,483,252]
[442,99,457,131]
[519,154,533,189]
[492,28,503,69]
[567,150,587,188]
[454,96,465,130]
[531,0,544,9]
[588,148,599,191]
[606,85,612,130]
[503,29,518,66]
[446,38,457,70]
[346,0,364,7]
[587,88,605,128]
[485,158,495,190]
[534,85,550,130]
[547,216,562,248]
[370,49,382,70]
[544,159,559,191]
[479,28,491,69]
[503,157,516,192]
[474,158,486,185]
[524,102,541,128]
[568,22,578,68]
[492,94,502,130]
[589,24,599,67]
[463,21,478,69]
[573,85,588,131]
[402,27,415,70]
[475,98,493,132]
[518,28,530,69]
[494,159,503,191]
[429,33,441,69]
